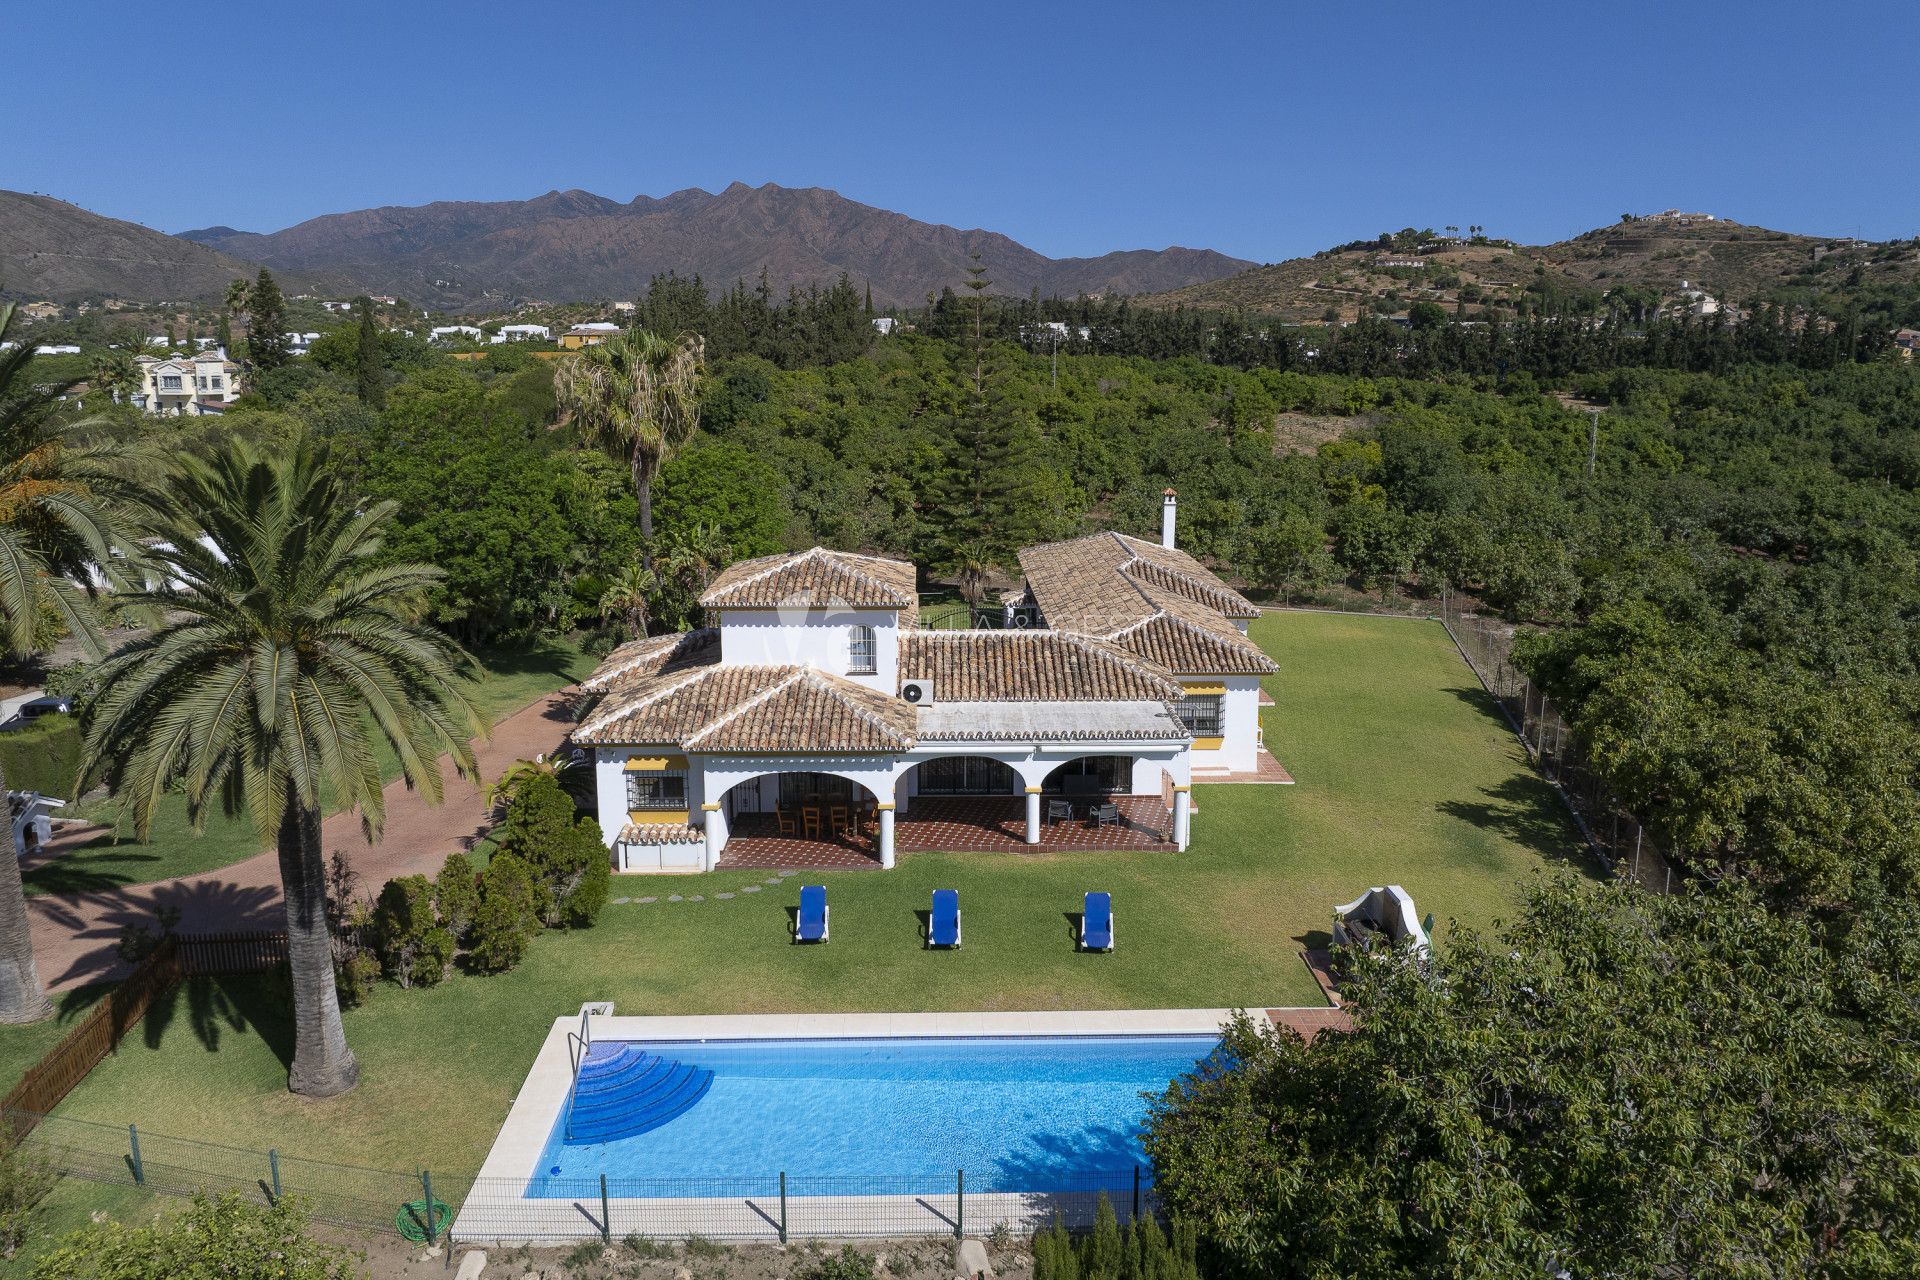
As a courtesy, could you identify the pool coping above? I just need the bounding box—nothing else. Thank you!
[457,1007,1241,1242]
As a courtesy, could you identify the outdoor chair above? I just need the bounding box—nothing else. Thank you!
[928,888,962,949]
[1081,891,1114,952]
[794,884,829,943]
[828,805,851,835]
[802,806,823,837]
[1093,802,1121,829]
[776,809,798,837]
[1045,798,1075,825]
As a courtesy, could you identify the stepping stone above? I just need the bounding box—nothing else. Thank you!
[668,895,683,903]
[612,897,631,905]
[637,897,657,904]
[715,892,734,900]
[741,885,761,893]
[689,895,705,902]
[763,879,783,886]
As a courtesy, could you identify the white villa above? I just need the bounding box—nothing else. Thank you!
[576,492,1279,872]
[132,350,242,415]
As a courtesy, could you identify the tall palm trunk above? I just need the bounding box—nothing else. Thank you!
[277,794,357,1096]
[633,450,655,565]
[0,757,53,1024]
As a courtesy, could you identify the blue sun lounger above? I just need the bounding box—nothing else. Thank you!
[1081,891,1114,952]
[928,888,962,949]
[795,884,829,943]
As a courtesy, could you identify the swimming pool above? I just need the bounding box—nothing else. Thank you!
[529,1034,1217,1197]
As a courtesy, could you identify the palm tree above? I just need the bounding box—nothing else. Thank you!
[663,522,731,593]
[78,439,481,1094]
[0,303,139,1025]
[598,561,658,639]
[554,329,704,561]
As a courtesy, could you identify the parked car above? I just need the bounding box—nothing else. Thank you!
[7,695,71,729]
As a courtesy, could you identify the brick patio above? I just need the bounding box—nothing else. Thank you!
[713,795,1176,870]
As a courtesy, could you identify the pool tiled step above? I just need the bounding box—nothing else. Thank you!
[564,1043,713,1144]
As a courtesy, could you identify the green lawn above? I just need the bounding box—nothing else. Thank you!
[8,613,1584,1180]
[21,640,597,895]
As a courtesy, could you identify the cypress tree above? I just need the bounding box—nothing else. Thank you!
[353,296,385,408]
[244,268,290,371]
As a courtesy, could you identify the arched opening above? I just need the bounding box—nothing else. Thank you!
[716,771,883,870]
[1042,755,1133,796]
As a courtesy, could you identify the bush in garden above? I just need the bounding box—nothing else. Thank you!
[0,1124,54,1261]
[369,874,454,988]
[467,851,539,973]
[491,772,610,928]
[1031,1198,1199,1280]
[433,850,480,944]
[28,1191,361,1279]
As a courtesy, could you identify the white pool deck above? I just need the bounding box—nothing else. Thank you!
[453,1008,1240,1244]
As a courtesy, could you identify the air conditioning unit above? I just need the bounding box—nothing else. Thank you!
[900,679,934,706]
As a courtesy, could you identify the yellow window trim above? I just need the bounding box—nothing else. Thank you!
[625,755,688,772]
[628,809,690,825]
[1182,683,1227,696]
[1190,737,1225,751]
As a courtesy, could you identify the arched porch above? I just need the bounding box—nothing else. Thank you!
[710,769,888,871]
[894,752,1184,854]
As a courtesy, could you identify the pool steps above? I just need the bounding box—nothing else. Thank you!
[564,1043,713,1144]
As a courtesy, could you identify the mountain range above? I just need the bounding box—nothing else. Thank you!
[171,183,1253,309]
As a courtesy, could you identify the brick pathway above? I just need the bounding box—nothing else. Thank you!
[26,690,579,995]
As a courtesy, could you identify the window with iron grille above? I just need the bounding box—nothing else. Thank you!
[160,375,182,390]
[848,624,876,674]
[625,770,687,811]
[1174,693,1224,738]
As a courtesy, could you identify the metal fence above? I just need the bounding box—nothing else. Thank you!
[4,1108,1144,1245]
[1436,592,1681,893]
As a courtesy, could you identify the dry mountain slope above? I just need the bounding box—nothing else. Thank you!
[180,182,1255,309]
[0,191,335,303]
[1144,218,1920,320]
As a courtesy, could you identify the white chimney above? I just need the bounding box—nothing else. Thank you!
[1161,488,1178,550]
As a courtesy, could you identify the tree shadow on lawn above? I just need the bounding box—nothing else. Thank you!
[1439,684,1520,729]
[138,973,294,1067]
[1436,775,1592,873]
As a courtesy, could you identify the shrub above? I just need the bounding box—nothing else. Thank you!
[1030,1200,1197,1280]
[434,851,481,944]
[335,948,379,1008]
[796,1245,875,1280]
[370,874,454,988]
[0,713,82,800]
[0,1124,54,1261]
[492,773,609,928]
[28,1191,362,1279]
[467,851,539,973]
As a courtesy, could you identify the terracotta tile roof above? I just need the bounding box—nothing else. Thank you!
[899,630,1182,702]
[580,628,719,693]
[700,548,918,622]
[1017,533,1275,676]
[577,664,916,754]
[615,823,703,845]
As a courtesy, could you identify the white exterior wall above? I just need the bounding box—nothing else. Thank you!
[1186,675,1263,773]
[715,608,900,695]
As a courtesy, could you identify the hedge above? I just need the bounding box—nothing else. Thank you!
[0,712,83,799]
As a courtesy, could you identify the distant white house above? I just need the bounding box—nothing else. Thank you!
[320,300,353,313]
[145,335,170,347]
[193,336,220,350]
[33,344,81,356]
[368,295,398,306]
[1677,280,1721,318]
[872,317,899,335]
[611,301,637,315]
[284,331,323,355]
[1021,321,1091,344]
[429,325,485,344]
[133,350,242,416]
[492,323,552,343]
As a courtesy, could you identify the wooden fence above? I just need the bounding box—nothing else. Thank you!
[2,925,364,1139]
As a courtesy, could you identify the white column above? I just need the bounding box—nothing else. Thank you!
[1024,788,1042,845]
[878,805,896,869]
[1172,787,1191,851]
[701,802,724,871]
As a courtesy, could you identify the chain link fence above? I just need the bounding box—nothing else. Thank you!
[1436,591,1682,894]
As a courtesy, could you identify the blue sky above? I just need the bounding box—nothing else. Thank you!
[7,1,1915,263]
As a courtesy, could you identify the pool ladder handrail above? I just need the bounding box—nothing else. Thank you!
[563,1008,593,1143]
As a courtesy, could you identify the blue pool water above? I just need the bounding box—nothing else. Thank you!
[530,1035,1217,1197]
